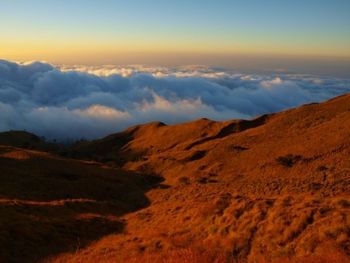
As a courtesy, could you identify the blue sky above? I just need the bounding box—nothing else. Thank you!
[0,0,349,66]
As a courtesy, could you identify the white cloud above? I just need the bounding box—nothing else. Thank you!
[74,105,130,120]
[261,77,283,88]
[0,59,349,140]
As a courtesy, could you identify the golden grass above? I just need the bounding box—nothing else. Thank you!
[1,94,350,262]
[50,248,350,263]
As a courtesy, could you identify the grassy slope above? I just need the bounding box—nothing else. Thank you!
[0,94,349,262]
[0,146,161,263]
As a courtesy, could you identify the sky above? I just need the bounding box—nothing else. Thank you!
[0,0,350,74]
[0,1,349,139]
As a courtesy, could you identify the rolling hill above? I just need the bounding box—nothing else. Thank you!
[0,94,349,262]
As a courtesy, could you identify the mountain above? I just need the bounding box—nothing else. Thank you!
[0,131,55,151]
[0,145,161,263]
[0,94,349,263]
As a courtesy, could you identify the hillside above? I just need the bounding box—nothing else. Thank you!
[0,94,349,262]
[0,131,57,152]
[0,146,162,263]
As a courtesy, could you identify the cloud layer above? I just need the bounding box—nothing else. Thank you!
[0,60,349,140]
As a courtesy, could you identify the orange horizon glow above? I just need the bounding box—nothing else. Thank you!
[1,37,350,66]
[0,1,349,69]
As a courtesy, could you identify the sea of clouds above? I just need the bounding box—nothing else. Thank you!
[0,59,349,140]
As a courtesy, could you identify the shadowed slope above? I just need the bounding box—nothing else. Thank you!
[52,94,350,262]
[1,94,349,262]
[0,131,57,152]
[0,146,162,263]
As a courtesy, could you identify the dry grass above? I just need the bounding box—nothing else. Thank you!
[1,94,350,263]
[0,145,161,263]
[50,248,350,263]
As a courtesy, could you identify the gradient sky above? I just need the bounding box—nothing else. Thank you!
[0,0,350,70]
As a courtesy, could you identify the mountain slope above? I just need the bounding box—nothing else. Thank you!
[0,94,349,262]
[53,94,350,262]
[0,131,57,151]
[0,146,162,263]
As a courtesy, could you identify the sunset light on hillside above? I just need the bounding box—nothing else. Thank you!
[0,1,349,263]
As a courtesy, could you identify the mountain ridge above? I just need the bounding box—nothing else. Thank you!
[0,93,349,262]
